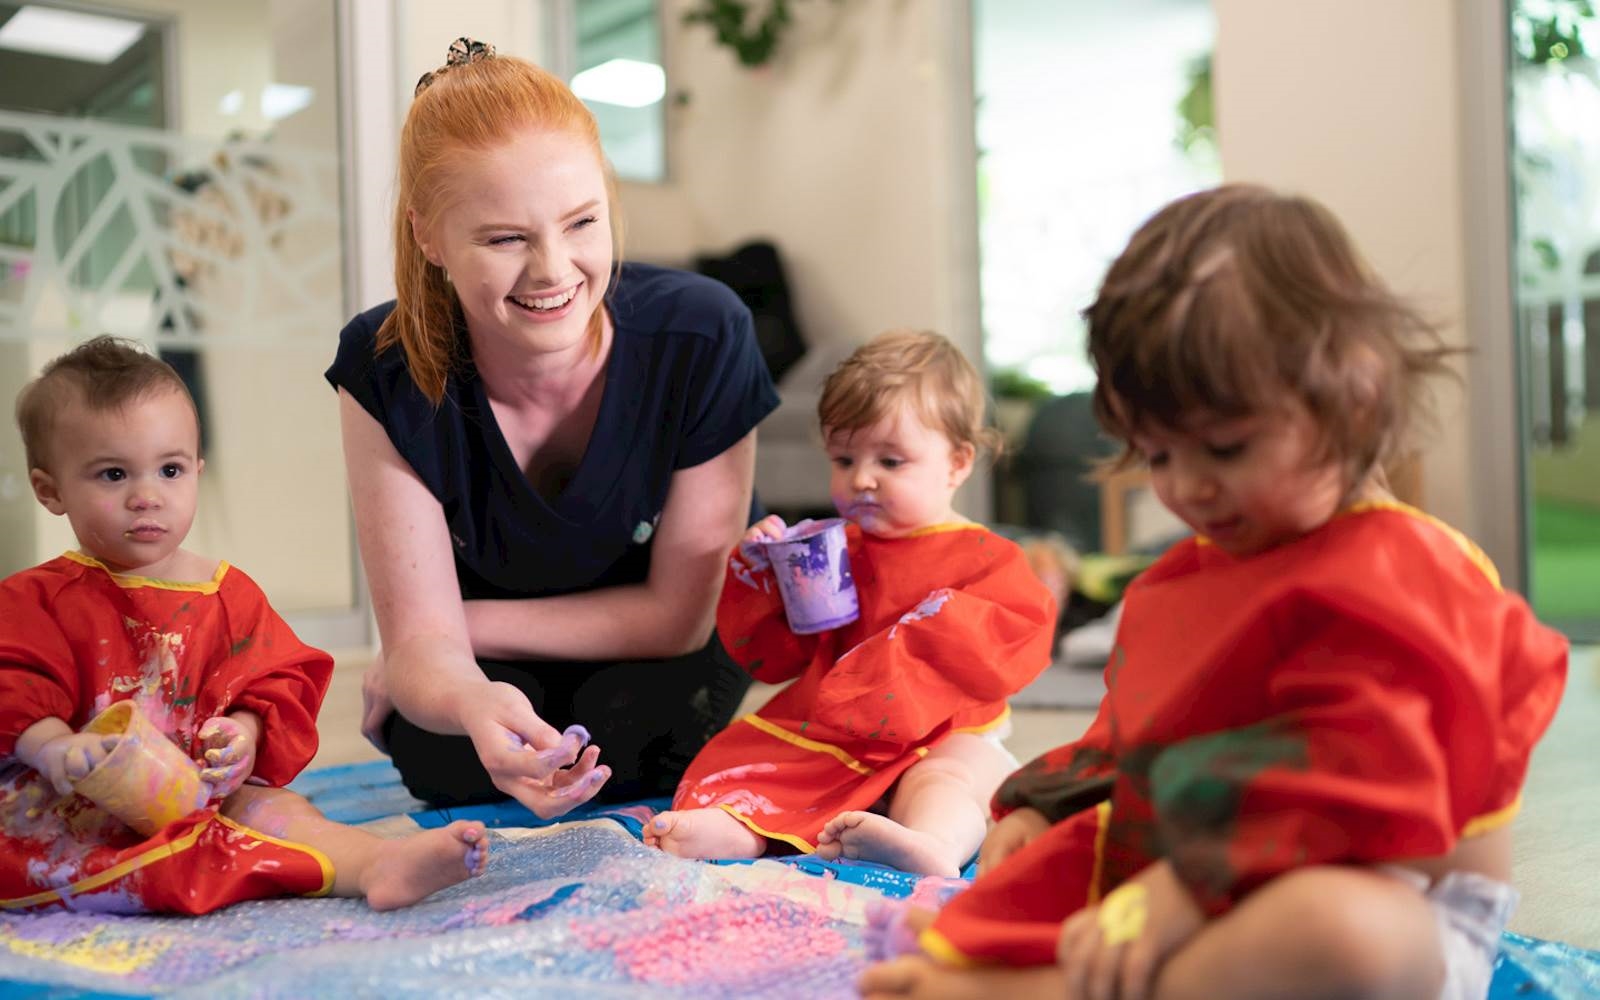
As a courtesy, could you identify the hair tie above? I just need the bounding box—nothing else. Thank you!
[414,37,496,97]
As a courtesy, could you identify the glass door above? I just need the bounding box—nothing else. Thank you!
[1509,0,1600,640]
[0,0,361,646]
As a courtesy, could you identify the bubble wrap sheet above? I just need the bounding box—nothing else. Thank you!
[0,822,914,999]
[0,761,1594,999]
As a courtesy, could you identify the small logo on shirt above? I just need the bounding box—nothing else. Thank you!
[632,512,662,544]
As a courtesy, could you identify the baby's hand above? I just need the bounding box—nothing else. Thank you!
[737,514,788,571]
[197,715,258,800]
[1056,858,1204,1000]
[978,806,1051,875]
[30,732,120,796]
[743,514,788,546]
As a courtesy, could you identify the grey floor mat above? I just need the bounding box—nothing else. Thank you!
[1012,661,1107,710]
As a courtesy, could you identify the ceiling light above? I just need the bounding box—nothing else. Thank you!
[571,58,665,109]
[0,5,144,64]
[261,83,314,121]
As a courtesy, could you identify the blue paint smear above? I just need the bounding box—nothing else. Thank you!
[515,882,582,920]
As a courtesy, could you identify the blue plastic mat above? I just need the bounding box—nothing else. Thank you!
[0,761,1593,999]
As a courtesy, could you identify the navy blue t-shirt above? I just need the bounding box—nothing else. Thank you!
[325,263,780,602]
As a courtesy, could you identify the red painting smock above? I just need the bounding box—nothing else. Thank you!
[0,553,335,913]
[922,503,1569,966]
[676,522,1056,850]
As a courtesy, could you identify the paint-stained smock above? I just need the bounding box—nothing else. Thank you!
[674,522,1056,850]
[0,553,335,913]
[922,503,1569,966]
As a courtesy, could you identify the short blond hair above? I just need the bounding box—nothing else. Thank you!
[818,330,1002,458]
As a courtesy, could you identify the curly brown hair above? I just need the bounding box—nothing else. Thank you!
[1085,184,1458,482]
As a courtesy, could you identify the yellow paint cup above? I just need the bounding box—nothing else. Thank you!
[71,701,206,836]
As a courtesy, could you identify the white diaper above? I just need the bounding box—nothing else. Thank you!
[979,715,1019,766]
[1380,866,1518,1000]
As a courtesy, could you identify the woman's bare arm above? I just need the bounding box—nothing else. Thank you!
[339,390,483,733]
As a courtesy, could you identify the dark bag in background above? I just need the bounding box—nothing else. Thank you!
[695,240,807,383]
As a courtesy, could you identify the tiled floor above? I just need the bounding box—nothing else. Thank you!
[312,644,1600,950]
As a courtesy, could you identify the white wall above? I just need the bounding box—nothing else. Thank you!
[1213,0,1485,545]
[396,0,546,113]
[627,0,974,346]
[623,0,987,515]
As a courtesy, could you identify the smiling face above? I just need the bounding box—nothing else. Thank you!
[411,127,613,361]
[29,388,202,578]
[1133,402,1351,557]
[826,402,975,538]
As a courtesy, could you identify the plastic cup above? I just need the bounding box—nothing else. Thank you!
[761,518,860,634]
[71,700,207,836]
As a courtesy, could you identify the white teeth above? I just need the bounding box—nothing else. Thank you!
[514,287,578,311]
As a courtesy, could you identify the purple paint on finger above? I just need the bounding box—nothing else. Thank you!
[525,724,591,766]
[517,725,588,752]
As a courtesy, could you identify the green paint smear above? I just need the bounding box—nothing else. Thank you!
[1148,722,1309,831]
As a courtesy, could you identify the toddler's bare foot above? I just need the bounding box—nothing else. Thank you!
[814,812,964,876]
[362,820,488,911]
[860,956,1065,999]
[644,808,764,859]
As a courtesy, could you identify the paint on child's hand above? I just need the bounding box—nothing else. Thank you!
[863,899,923,961]
[1098,883,1148,945]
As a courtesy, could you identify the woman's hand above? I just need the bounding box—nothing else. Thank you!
[1056,858,1204,1000]
[197,713,259,800]
[463,681,611,819]
[361,656,395,754]
[978,806,1051,875]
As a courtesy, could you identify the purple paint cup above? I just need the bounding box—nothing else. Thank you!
[760,518,860,634]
